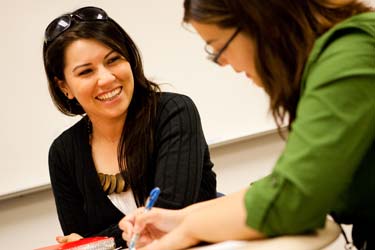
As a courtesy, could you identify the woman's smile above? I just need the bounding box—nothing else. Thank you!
[96,86,123,102]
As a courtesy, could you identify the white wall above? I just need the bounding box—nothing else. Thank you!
[0,132,350,250]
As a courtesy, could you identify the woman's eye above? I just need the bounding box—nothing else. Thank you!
[107,56,121,64]
[78,69,92,76]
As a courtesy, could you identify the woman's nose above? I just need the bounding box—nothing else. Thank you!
[97,67,116,85]
[216,56,229,67]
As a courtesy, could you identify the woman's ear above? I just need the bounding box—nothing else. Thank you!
[54,77,72,99]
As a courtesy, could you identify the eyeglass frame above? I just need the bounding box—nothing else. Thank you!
[44,6,109,46]
[204,27,241,64]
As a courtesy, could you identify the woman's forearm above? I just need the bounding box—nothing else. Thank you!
[180,188,264,242]
[181,189,243,215]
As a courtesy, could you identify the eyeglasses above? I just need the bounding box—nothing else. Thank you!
[44,6,108,46]
[204,28,241,64]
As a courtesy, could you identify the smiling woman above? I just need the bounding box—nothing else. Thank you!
[56,39,135,125]
[0,0,277,205]
[42,6,217,248]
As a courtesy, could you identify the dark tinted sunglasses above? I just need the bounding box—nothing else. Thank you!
[44,6,108,45]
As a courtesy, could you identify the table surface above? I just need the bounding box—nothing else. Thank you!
[188,218,341,250]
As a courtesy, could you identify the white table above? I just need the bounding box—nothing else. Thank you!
[189,218,341,250]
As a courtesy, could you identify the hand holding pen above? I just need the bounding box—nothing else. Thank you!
[128,187,161,250]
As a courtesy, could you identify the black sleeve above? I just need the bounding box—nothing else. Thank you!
[49,139,126,247]
[153,94,217,209]
[49,139,90,237]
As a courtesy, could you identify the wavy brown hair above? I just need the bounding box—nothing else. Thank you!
[183,0,372,133]
[43,10,160,206]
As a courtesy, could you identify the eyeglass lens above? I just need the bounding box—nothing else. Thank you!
[74,7,107,20]
[204,28,241,63]
[45,15,72,44]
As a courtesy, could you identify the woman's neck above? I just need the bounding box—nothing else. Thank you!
[89,116,125,144]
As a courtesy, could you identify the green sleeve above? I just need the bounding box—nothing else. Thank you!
[245,29,375,236]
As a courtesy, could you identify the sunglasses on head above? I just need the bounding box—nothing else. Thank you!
[44,6,108,46]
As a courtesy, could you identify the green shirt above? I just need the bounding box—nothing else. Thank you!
[245,12,375,236]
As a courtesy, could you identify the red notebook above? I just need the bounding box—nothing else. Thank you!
[34,236,116,250]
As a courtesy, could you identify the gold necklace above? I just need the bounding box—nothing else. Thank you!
[86,117,128,195]
[98,172,127,195]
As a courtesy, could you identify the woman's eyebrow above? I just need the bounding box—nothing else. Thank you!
[104,50,116,59]
[72,63,91,73]
[72,50,117,73]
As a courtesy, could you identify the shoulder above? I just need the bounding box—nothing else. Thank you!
[155,92,203,130]
[49,117,88,154]
[315,12,375,56]
[303,12,375,89]
[158,92,196,107]
[157,92,199,115]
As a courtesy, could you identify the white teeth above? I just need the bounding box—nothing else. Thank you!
[97,87,121,101]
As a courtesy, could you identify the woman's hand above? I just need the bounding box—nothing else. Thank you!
[55,233,83,243]
[119,207,185,248]
[124,189,264,250]
[134,223,200,250]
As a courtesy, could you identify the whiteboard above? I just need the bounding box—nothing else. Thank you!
[0,0,275,198]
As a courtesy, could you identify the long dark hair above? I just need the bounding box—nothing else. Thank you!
[183,0,372,133]
[43,10,160,206]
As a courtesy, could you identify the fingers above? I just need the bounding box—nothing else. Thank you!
[119,219,134,242]
[133,230,154,249]
[68,233,83,242]
[56,235,67,243]
[137,208,184,234]
[120,207,185,248]
[119,207,147,242]
[55,233,83,243]
[137,225,199,250]
[132,210,156,233]
[122,222,156,248]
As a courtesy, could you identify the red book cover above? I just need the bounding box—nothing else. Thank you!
[34,236,115,250]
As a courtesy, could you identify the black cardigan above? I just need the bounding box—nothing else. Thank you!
[48,92,217,247]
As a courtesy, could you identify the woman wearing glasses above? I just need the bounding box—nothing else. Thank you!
[43,6,217,248]
[120,0,375,249]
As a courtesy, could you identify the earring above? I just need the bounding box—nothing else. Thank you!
[65,92,69,97]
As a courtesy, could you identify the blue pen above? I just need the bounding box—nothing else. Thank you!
[128,187,161,250]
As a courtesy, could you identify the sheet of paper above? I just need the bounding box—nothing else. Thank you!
[188,240,250,250]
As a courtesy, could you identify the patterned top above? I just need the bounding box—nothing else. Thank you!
[49,92,217,247]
